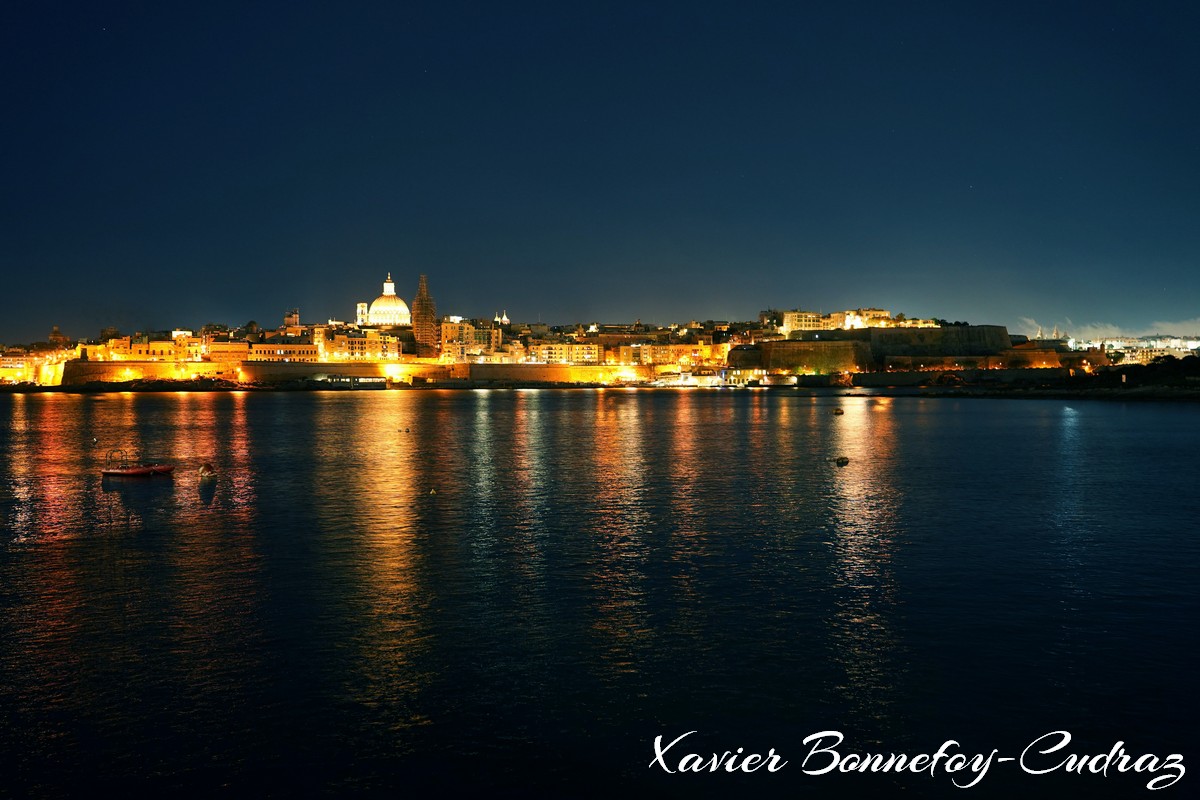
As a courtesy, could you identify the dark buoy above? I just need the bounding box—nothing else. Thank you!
[835,457,850,467]
[832,408,844,416]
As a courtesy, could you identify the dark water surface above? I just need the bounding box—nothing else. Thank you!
[1,390,1197,797]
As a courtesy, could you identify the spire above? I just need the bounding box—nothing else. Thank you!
[412,274,438,358]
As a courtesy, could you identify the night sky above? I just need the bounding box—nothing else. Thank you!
[3,1,1198,344]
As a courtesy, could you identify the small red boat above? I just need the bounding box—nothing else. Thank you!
[102,449,175,477]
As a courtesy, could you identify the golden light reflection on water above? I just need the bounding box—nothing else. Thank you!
[656,394,729,665]
[1,393,269,763]
[0,393,267,537]
[309,393,433,733]
[826,397,905,733]
[740,392,776,531]
[664,394,706,554]
[2,518,89,743]
[159,393,266,701]
[509,390,551,570]
[469,390,497,527]
[8,397,99,532]
[4,394,37,534]
[587,392,654,674]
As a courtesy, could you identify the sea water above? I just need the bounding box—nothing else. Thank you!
[1,390,1196,797]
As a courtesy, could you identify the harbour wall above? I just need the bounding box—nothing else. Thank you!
[62,360,229,384]
[467,363,655,384]
[238,361,462,383]
[59,360,462,386]
[57,356,1064,389]
[59,360,656,386]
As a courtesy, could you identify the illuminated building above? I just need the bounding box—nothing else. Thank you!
[441,318,502,361]
[607,342,728,366]
[779,308,938,338]
[356,273,412,327]
[528,343,601,364]
[1,348,31,382]
[120,339,174,360]
[206,341,251,363]
[96,334,203,362]
[322,329,401,360]
[780,310,833,336]
[247,342,320,362]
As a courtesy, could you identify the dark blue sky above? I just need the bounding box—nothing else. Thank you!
[3,1,1198,343]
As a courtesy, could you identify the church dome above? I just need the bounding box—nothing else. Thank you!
[366,273,412,326]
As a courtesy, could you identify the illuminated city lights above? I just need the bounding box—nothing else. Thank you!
[1,276,1195,389]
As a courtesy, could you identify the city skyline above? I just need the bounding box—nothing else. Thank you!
[3,2,1198,343]
[6,265,1199,347]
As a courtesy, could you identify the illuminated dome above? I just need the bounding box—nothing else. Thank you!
[366,273,411,326]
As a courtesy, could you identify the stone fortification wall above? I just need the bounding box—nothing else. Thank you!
[60,359,462,385]
[238,361,462,383]
[58,360,651,386]
[726,346,762,369]
[758,340,874,373]
[789,326,1012,361]
[867,325,1012,358]
[62,360,228,385]
[467,363,655,384]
